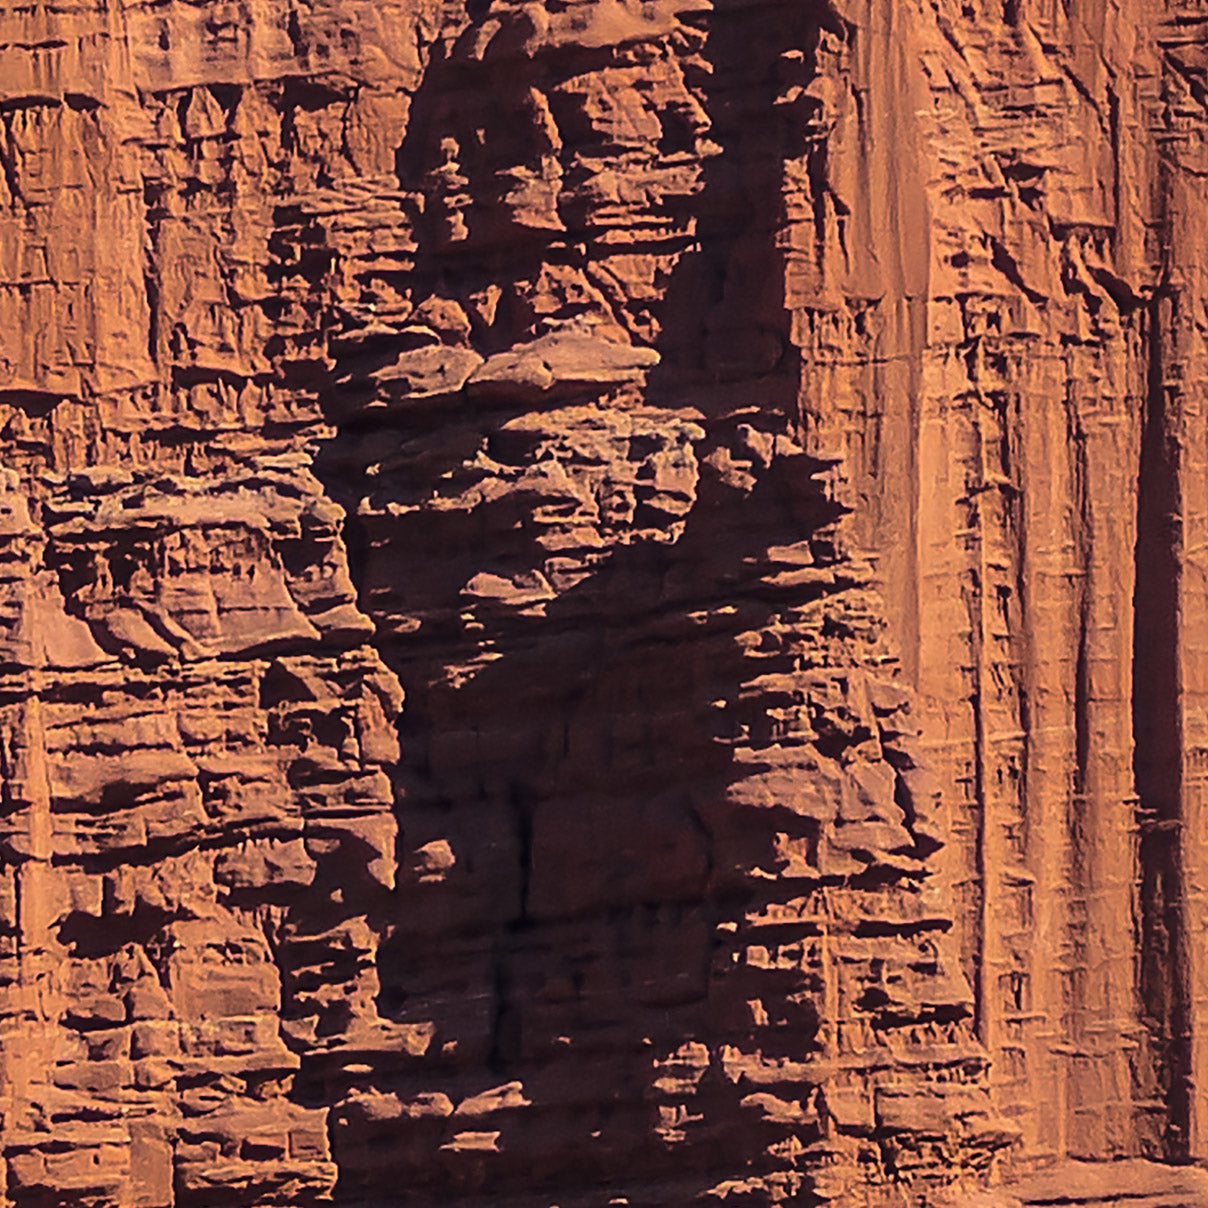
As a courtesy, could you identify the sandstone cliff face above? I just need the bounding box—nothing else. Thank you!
[0,0,1200,1205]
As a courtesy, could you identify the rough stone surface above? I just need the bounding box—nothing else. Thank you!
[0,0,1205,1205]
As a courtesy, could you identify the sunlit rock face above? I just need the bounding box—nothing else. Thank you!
[2,0,1206,1205]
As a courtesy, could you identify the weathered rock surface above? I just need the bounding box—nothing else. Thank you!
[0,0,1204,1204]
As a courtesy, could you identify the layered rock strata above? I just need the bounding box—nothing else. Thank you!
[0,0,1205,1205]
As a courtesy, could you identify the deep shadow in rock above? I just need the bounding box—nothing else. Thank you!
[304,1,914,1203]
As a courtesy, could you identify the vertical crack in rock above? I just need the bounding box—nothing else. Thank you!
[1134,290,1189,1162]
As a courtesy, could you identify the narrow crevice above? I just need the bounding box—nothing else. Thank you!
[1072,420,1091,816]
[1133,290,1190,1161]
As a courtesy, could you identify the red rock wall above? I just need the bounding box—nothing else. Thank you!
[0,0,1204,1205]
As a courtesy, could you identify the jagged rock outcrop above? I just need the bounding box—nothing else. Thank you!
[1,0,1206,1205]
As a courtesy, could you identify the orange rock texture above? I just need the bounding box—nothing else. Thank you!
[0,0,1203,1205]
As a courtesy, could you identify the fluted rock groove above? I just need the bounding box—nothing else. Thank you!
[0,1,1206,1205]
